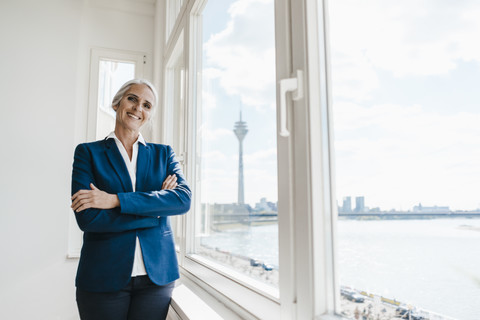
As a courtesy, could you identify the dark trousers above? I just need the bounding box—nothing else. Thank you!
[76,276,175,320]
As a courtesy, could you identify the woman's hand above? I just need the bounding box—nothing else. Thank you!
[71,183,120,213]
[162,174,178,190]
[71,176,176,213]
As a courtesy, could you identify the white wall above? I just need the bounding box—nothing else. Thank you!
[0,0,154,319]
[74,0,155,144]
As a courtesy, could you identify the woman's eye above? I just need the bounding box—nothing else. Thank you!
[128,96,137,102]
[144,104,151,109]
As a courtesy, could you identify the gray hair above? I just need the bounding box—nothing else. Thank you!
[111,79,158,116]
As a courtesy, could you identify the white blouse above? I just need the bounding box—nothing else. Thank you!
[106,132,147,277]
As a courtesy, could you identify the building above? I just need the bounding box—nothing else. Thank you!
[413,203,450,213]
[342,196,352,213]
[355,196,365,213]
[254,197,278,212]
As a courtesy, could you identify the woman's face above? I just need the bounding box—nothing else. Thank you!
[114,84,155,133]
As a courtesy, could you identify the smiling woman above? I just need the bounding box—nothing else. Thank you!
[112,80,157,132]
[71,79,191,320]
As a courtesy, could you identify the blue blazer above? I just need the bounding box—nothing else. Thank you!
[71,138,191,292]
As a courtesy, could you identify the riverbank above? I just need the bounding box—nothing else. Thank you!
[196,244,279,287]
[340,289,458,320]
[339,212,480,220]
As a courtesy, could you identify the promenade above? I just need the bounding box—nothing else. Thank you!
[340,291,457,320]
[340,296,399,320]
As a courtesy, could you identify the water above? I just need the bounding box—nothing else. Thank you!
[201,218,480,320]
[201,224,279,267]
[338,218,480,320]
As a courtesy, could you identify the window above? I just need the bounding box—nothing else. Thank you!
[162,0,335,318]
[87,48,145,141]
[192,0,279,289]
[96,60,135,140]
[329,1,480,319]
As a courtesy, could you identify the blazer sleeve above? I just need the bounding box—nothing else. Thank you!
[71,143,161,233]
[117,145,192,218]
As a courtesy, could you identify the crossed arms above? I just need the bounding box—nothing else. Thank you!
[71,143,191,233]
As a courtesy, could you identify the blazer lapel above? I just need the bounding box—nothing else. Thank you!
[104,138,133,192]
[136,143,150,192]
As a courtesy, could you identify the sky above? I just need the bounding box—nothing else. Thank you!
[197,0,480,211]
[329,0,480,210]
[199,0,277,206]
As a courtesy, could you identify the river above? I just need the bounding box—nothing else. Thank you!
[200,217,480,319]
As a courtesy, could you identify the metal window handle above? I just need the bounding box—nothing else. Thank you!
[279,70,303,137]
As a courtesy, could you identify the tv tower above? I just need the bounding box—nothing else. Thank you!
[233,111,248,205]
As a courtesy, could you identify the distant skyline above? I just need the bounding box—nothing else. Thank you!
[336,195,480,213]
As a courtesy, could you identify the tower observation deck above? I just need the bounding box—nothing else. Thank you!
[233,112,248,205]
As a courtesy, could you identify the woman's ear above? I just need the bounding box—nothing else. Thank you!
[113,105,118,111]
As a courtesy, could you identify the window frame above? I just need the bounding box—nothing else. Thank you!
[159,0,339,319]
[86,48,145,141]
[166,0,188,43]
[163,31,188,264]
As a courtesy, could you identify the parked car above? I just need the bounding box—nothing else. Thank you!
[340,287,356,296]
[396,305,409,316]
[340,287,365,303]
[399,310,427,320]
[344,292,365,303]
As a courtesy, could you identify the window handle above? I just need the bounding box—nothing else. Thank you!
[279,70,303,137]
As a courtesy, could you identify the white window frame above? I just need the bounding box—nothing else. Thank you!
[163,31,189,265]
[158,0,339,319]
[166,0,187,43]
[86,48,145,142]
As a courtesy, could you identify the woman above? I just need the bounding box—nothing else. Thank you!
[71,79,191,320]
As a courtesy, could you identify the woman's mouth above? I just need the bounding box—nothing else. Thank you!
[127,112,141,120]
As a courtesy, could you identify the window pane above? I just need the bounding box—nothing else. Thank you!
[195,0,278,288]
[329,1,480,319]
[96,60,135,140]
[166,0,185,42]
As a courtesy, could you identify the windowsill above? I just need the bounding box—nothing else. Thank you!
[171,273,246,320]
[171,276,346,320]
[169,284,225,320]
[186,254,279,300]
[178,257,281,320]
[66,251,80,259]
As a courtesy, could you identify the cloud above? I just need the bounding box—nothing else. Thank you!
[329,0,480,99]
[200,167,236,204]
[203,0,275,109]
[334,102,480,210]
[243,148,277,165]
[202,90,218,110]
[201,150,228,162]
[329,1,480,210]
[200,127,234,142]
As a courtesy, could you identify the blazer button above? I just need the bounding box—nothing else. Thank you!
[157,216,160,218]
